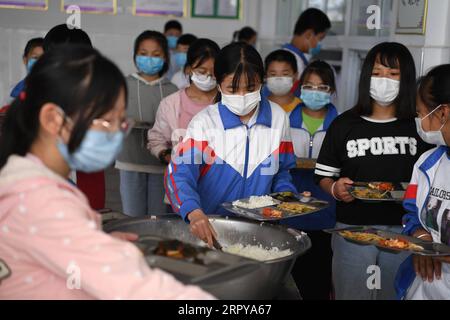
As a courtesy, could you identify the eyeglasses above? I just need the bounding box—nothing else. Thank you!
[301,84,331,92]
[193,70,215,79]
[58,107,135,137]
[92,118,135,136]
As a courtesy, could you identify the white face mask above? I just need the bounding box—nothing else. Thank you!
[370,77,400,106]
[191,72,217,92]
[415,104,448,146]
[266,77,294,96]
[220,87,261,116]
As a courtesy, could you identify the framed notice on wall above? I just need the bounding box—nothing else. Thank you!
[192,0,241,19]
[396,0,428,34]
[0,0,48,10]
[133,0,187,17]
[61,0,117,14]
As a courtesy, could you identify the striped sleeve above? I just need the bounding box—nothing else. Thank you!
[314,121,342,183]
[165,138,205,222]
[401,162,422,236]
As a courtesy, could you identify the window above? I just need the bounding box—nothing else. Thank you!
[349,0,393,36]
[276,0,346,36]
[307,0,346,35]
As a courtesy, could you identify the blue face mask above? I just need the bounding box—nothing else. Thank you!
[300,89,331,111]
[135,55,164,76]
[174,52,187,68]
[309,42,322,56]
[57,130,124,173]
[27,58,37,73]
[167,36,179,50]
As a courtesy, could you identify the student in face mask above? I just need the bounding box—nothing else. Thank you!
[314,42,432,300]
[282,60,339,300]
[115,31,178,217]
[0,45,212,300]
[281,8,331,97]
[166,42,297,247]
[9,38,44,100]
[170,34,199,89]
[396,64,450,300]
[261,8,331,100]
[164,20,183,50]
[265,49,299,113]
[149,39,220,165]
[164,20,184,80]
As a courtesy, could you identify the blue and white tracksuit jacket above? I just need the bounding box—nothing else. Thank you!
[395,146,450,299]
[165,97,297,221]
[282,103,339,231]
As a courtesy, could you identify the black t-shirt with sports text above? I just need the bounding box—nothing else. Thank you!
[315,110,432,226]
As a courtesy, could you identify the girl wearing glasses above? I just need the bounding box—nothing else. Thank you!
[0,45,212,299]
[279,60,339,300]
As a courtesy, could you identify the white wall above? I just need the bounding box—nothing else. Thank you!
[0,0,271,104]
[1,0,449,108]
[394,0,450,76]
[324,0,450,110]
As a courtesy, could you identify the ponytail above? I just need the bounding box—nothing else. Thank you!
[0,96,40,169]
[0,45,127,171]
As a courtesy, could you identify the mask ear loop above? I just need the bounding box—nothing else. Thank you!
[422,104,443,121]
[55,106,71,135]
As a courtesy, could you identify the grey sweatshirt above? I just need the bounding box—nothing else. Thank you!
[116,73,178,174]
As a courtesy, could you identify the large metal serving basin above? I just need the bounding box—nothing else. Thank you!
[104,214,311,299]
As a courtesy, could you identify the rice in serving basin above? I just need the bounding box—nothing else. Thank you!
[223,244,293,262]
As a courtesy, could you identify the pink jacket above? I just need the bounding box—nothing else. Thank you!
[147,89,210,158]
[0,154,214,300]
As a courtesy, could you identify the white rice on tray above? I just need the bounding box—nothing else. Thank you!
[232,195,277,209]
[223,244,292,261]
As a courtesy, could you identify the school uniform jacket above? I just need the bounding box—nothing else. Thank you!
[283,103,339,230]
[396,146,450,299]
[289,103,339,159]
[165,97,297,220]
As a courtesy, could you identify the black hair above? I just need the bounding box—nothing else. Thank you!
[164,20,183,33]
[133,30,170,77]
[353,42,417,120]
[418,64,450,112]
[43,24,92,52]
[233,27,257,43]
[264,49,298,74]
[299,60,336,92]
[294,8,331,36]
[23,38,44,58]
[0,45,127,169]
[214,42,264,100]
[185,38,220,72]
[177,34,198,47]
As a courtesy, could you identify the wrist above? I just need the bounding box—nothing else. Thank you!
[414,231,432,240]
[187,209,202,222]
[331,181,341,202]
[159,149,172,164]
